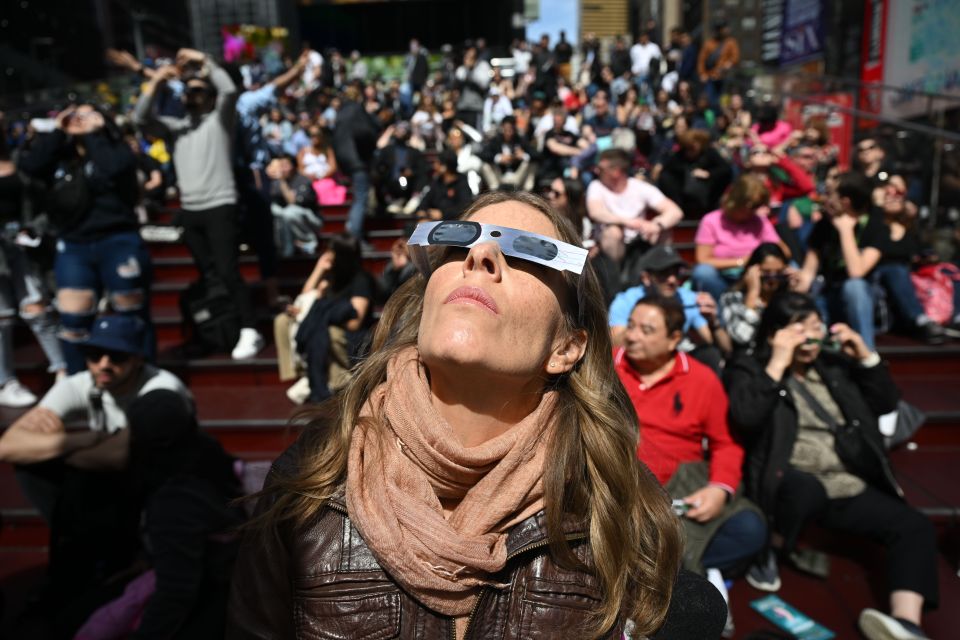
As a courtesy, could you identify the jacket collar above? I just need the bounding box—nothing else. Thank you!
[326,485,587,556]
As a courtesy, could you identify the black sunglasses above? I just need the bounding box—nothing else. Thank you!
[82,347,133,364]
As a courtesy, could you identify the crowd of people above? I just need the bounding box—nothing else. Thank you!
[0,21,954,639]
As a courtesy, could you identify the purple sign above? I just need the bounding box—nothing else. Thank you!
[779,0,824,66]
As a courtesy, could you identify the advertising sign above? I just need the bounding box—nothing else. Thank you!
[858,0,887,127]
[783,93,854,170]
[779,0,824,67]
[881,0,960,119]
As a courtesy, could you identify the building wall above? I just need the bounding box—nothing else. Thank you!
[580,0,629,40]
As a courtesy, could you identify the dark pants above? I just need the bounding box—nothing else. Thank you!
[701,510,768,573]
[16,460,140,603]
[238,169,278,280]
[774,468,939,607]
[176,204,255,328]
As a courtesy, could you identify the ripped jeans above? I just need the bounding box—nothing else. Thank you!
[54,232,154,373]
[0,239,66,384]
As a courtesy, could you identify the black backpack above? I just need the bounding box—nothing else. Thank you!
[179,279,241,355]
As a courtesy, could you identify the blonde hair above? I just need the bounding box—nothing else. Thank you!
[253,191,682,637]
[722,174,771,214]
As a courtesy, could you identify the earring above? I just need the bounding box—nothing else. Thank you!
[549,362,556,368]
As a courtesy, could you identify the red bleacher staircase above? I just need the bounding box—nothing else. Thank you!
[2,207,958,637]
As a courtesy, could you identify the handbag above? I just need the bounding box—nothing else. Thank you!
[786,377,868,472]
[884,400,926,450]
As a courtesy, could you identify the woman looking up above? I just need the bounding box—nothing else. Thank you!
[228,192,726,639]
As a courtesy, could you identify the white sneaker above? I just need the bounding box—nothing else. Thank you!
[858,609,929,640]
[0,379,38,408]
[231,328,264,360]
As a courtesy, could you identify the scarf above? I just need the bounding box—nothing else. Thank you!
[346,346,557,616]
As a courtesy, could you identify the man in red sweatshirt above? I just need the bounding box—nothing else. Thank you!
[614,294,768,636]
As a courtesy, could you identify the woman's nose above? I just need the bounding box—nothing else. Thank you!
[462,242,503,281]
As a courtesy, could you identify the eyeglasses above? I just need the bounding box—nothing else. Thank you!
[885,186,906,197]
[407,220,588,276]
[750,148,768,156]
[649,266,690,281]
[82,347,133,364]
[857,143,877,153]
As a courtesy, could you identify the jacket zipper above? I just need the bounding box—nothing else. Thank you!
[456,532,588,640]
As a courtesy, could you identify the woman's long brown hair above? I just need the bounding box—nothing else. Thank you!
[251,191,682,637]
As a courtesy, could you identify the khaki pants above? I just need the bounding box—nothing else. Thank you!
[275,312,353,392]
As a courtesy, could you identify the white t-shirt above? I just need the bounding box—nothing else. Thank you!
[39,365,193,434]
[630,42,662,76]
[586,177,667,243]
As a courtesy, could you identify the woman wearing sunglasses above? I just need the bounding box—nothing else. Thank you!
[719,243,797,352]
[724,292,938,640]
[862,175,948,344]
[229,192,725,639]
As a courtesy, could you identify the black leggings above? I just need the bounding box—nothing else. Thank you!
[177,204,255,328]
[774,468,939,607]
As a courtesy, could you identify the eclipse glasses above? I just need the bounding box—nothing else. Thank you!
[407,220,588,278]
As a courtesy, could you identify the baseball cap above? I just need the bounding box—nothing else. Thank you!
[82,315,147,357]
[635,245,689,273]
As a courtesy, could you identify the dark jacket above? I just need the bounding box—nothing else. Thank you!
[480,134,534,171]
[657,147,732,219]
[226,448,726,639]
[723,350,902,516]
[374,142,429,193]
[332,100,379,175]
[419,173,473,220]
[18,129,139,242]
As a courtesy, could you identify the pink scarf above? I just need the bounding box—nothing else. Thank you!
[346,347,556,616]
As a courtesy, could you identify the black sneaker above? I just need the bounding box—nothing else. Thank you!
[858,608,929,639]
[745,549,781,592]
[920,322,946,345]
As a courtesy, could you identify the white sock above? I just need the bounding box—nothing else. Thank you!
[706,567,729,605]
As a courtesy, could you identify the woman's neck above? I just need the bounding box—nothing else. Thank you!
[628,352,676,386]
[790,360,811,379]
[428,367,545,448]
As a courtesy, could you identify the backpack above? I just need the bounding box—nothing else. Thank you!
[179,279,241,355]
[910,262,960,324]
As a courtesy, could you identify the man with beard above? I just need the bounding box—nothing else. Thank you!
[0,316,192,610]
[134,48,264,360]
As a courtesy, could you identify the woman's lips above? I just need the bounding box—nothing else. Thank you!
[444,286,499,314]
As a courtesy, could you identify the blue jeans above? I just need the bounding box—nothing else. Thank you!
[704,78,724,111]
[701,510,768,572]
[0,240,65,383]
[346,170,370,240]
[54,232,155,373]
[691,263,739,302]
[872,263,924,325]
[820,278,876,350]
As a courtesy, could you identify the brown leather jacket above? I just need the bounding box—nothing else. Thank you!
[226,452,725,639]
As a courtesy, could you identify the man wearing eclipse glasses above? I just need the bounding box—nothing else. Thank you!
[0,315,191,522]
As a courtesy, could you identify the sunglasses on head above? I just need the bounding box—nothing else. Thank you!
[82,347,133,364]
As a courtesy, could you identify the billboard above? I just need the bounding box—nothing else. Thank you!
[882,0,960,119]
[858,0,887,127]
[779,0,824,67]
